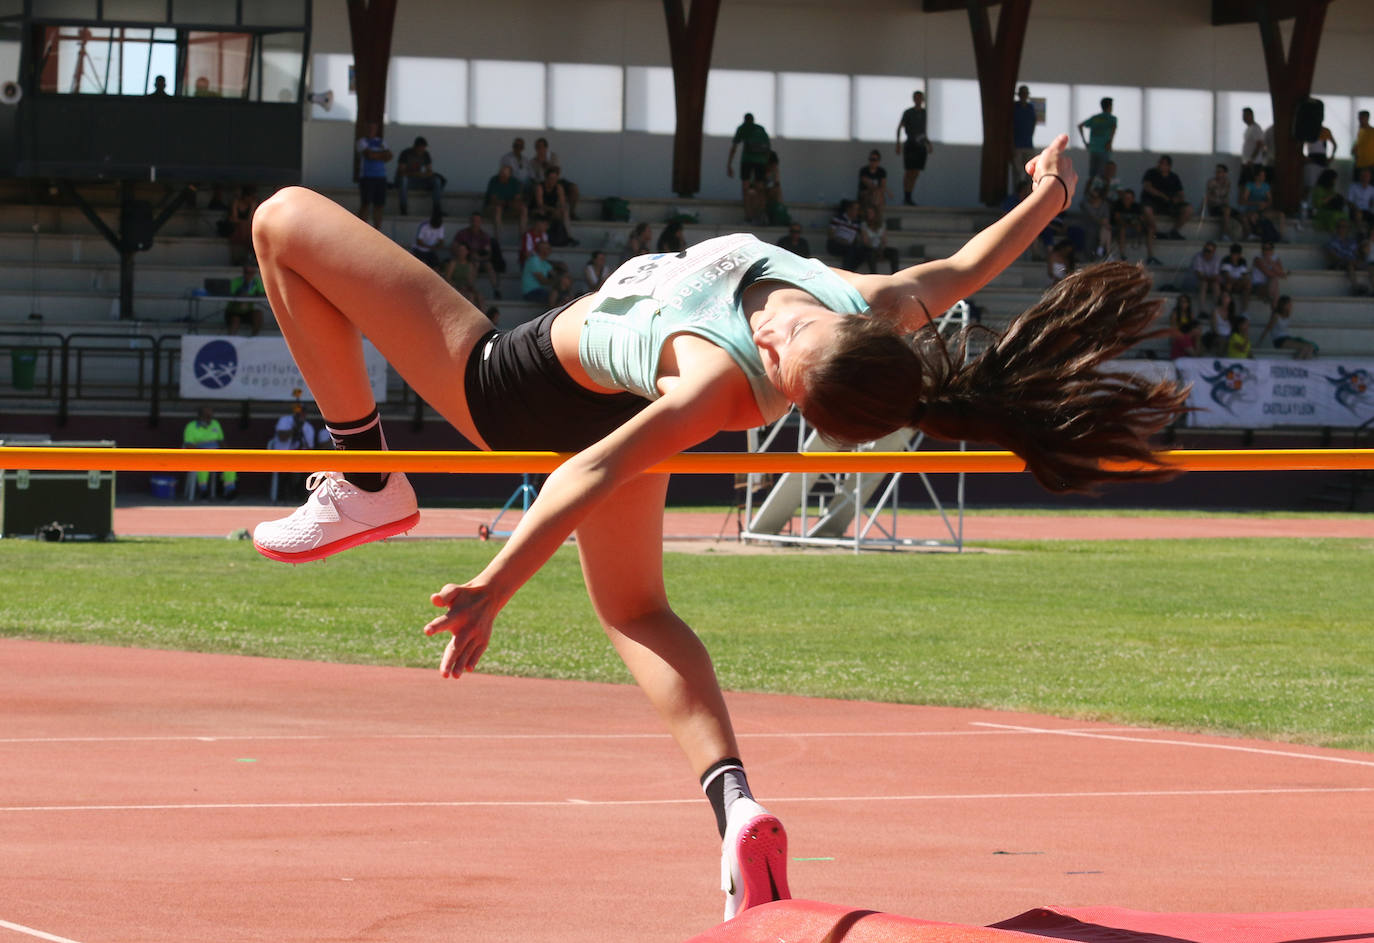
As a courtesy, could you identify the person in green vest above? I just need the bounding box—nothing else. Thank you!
[225,264,266,337]
[182,405,237,500]
[727,112,771,224]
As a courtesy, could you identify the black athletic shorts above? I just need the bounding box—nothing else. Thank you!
[358,177,386,206]
[463,302,650,451]
[903,141,928,171]
[739,161,768,184]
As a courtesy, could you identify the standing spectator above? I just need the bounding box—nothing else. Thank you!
[726,112,771,224]
[776,223,811,258]
[1203,164,1239,242]
[657,220,687,253]
[1168,293,1203,359]
[1250,241,1289,309]
[1011,84,1038,185]
[895,90,932,206]
[182,405,236,501]
[148,74,168,96]
[1190,241,1222,309]
[355,122,391,229]
[1308,168,1346,232]
[484,164,528,237]
[395,136,446,217]
[826,199,864,269]
[1304,124,1337,169]
[224,264,265,337]
[226,184,257,265]
[1347,167,1374,233]
[1226,315,1253,359]
[1111,189,1158,265]
[859,205,900,274]
[1045,239,1076,285]
[1218,243,1252,312]
[1077,97,1116,183]
[1325,219,1367,295]
[583,250,613,293]
[857,150,889,217]
[1140,155,1193,239]
[622,221,653,262]
[1239,167,1284,242]
[1240,107,1267,183]
[1079,183,1112,258]
[519,215,551,266]
[451,212,502,300]
[530,137,581,220]
[1089,159,1121,201]
[500,137,531,190]
[520,240,555,303]
[1352,111,1374,176]
[446,242,484,311]
[411,209,447,271]
[1258,295,1318,360]
[531,167,575,245]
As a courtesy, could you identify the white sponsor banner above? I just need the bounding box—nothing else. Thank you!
[1175,357,1374,428]
[180,336,388,402]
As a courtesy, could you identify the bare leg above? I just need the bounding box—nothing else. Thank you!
[576,473,739,777]
[252,187,493,445]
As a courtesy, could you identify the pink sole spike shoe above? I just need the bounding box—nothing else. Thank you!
[721,798,791,921]
[253,471,420,564]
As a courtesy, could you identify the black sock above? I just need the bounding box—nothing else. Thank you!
[701,756,753,838]
[322,408,388,492]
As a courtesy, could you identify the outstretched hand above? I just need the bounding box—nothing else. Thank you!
[424,583,500,679]
[1024,133,1078,209]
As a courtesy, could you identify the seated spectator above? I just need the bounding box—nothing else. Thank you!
[1169,293,1203,359]
[1202,164,1239,242]
[657,220,687,253]
[411,209,447,270]
[1258,294,1318,360]
[224,263,265,337]
[227,185,258,265]
[1203,291,1236,355]
[521,240,556,303]
[1046,238,1076,285]
[530,166,576,245]
[395,136,446,217]
[1088,159,1121,201]
[1249,241,1288,309]
[519,215,551,266]
[583,250,612,293]
[1218,243,1252,312]
[447,242,485,311]
[450,212,503,299]
[484,164,528,236]
[1347,167,1374,233]
[826,199,864,270]
[182,405,236,501]
[1326,219,1368,295]
[1308,168,1346,232]
[1190,241,1222,309]
[1239,167,1284,242]
[548,260,576,307]
[500,137,531,189]
[1111,189,1159,265]
[857,150,889,217]
[1079,184,1112,258]
[1226,315,1252,359]
[529,137,580,220]
[623,221,653,262]
[1139,155,1193,238]
[776,223,811,257]
[266,410,317,501]
[859,205,900,274]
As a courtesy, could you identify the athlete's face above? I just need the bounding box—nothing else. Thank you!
[753,306,844,402]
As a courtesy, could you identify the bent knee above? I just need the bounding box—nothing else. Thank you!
[251,186,323,259]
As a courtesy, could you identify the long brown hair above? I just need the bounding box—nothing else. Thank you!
[798,262,1188,493]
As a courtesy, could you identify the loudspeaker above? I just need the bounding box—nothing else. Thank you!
[120,199,155,252]
[0,81,21,105]
[1293,97,1324,143]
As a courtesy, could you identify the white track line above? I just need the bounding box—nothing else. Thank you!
[970,722,1374,768]
[2,786,1370,814]
[0,919,84,943]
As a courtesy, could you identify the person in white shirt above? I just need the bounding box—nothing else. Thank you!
[583,250,613,293]
[411,210,447,271]
[1190,241,1222,309]
[1241,107,1267,181]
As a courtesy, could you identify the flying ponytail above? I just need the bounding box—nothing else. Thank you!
[798,262,1188,494]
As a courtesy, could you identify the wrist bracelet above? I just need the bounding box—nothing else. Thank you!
[1036,172,1070,211]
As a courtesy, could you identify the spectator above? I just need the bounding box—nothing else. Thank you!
[1240,107,1267,183]
[1111,189,1158,265]
[531,166,576,245]
[826,199,864,270]
[1325,218,1367,295]
[1258,295,1318,360]
[623,221,653,262]
[1239,167,1284,242]
[148,74,168,96]
[1089,159,1121,201]
[1190,241,1222,309]
[1140,155,1193,239]
[1250,241,1289,309]
[484,164,528,237]
[1001,178,1030,216]
[657,220,687,253]
[727,112,771,224]
[1202,164,1239,242]
[1308,168,1346,232]
[411,209,447,271]
[1204,291,1236,355]
[1079,183,1112,258]
[1169,293,1203,359]
[226,184,257,265]
[182,405,236,501]
[776,223,811,258]
[520,240,556,303]
[1077,96,1116,183]
[395,136,446,217]
[500,137,531,190]
[520,215,551,266]
[224,263,265,337]
[1011,84,1037,185]
[1304,124,1337,169]
[192,75,218,97]
[1218,243,1252,312]
[859,205,900,274]
[895,90,932,205]
[1352,110,1374,176]
[762,151,789,225]
[1046,238,1076,285]
[446,242,485,311]
[546,258,576,308]
[857,149,889,216]
[530,137,581,220]
[1346,167,1374,233]
[451,212,503,300]
[1226,315,1253,359]
[583,250,613,293]
[266,409,317,502]
[355,122,391,229]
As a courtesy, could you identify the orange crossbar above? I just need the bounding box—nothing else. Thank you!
[2,447,1374,475]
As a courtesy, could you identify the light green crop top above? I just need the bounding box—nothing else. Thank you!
[578,233,870,416]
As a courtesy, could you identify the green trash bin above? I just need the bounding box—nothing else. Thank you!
[10,347,37,390]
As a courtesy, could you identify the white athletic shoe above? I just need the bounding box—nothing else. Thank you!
[253,471,420,563]
[720,797,790,921]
